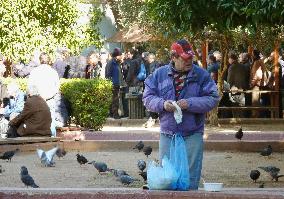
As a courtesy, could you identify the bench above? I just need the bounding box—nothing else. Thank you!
[0,137,61,153]
[218,106,279,118]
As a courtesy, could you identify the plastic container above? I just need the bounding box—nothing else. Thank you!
[203,183,223,192]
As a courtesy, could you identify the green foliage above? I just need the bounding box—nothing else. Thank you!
[0,0,104,62]
[0,77,112,130]
[60,78,112,130]
[0,77,28,91]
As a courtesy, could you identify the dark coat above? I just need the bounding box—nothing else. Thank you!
[9,95,51,136]
[227,63,249,89]
[126,58,149,86]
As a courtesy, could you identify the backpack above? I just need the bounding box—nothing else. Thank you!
[137,62,146,81]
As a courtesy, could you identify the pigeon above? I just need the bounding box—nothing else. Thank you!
[76,154,88,165]
[259,145,272,157]
[270,170,284,182]
[139,171,147,182]
[133,141,144,152]
[258,166,283,181]
[258,166,280,173]
[118,174,139,185]
[111,169,128,177]
[88,161,111,173]
[143,146,152,157]
[0,148,19,162]
[56,147,67,159]
[20,166,39,188]
[36,147,58,167]
[137,159,146,172]
[235,127,243,140]
[250,170,260,182]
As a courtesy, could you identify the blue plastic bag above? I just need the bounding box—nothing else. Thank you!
[170,134,190,190]
[147,156,178,190]
[137,63,146,81]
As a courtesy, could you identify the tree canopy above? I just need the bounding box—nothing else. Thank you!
[0,0,103,62]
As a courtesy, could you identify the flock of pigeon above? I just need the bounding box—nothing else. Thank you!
[0,141,153,188]
[235,127,284,187]
[0,129,282,188]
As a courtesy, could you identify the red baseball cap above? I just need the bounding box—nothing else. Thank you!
[171,39,195,60]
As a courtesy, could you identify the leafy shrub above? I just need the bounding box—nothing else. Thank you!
[0,77,112,130]
[60,78,112,130]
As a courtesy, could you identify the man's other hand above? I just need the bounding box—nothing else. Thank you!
[163,100,176,112]
[177,99,189,110]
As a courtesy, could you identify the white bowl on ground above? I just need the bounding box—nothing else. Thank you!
[203,183,223,192]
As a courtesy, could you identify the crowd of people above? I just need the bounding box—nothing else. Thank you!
[0,44,283,138]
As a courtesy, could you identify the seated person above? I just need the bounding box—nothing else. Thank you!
[3,82,25,120]
[7,85,51,138]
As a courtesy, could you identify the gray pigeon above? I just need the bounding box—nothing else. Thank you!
[258,166,280,173]
[20,166,39,188]
[270,170,284,181]
[143,146,152,157]
[111,169,128,177]
[56,147,67,159]
[133,141,144,152]
[36,147,58,167]
[88,161,111,173]
[118,174,139,185]
[0,148,20,162]
[137,159,146,172]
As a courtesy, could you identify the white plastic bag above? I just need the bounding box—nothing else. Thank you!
[147,156,178,190]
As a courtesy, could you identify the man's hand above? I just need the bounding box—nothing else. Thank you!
[176,99,189,110]
[163,100,176,112]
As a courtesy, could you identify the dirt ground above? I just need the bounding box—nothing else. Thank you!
[0,150,283,189]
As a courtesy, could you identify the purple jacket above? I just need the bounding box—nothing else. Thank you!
[142,63,219,136]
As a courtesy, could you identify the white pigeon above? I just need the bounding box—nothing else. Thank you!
[36,147,58,167]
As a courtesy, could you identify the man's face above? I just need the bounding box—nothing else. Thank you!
[173,56,193,72]
[127,52,133,59]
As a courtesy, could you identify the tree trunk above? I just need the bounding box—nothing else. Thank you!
[208,35,229,126]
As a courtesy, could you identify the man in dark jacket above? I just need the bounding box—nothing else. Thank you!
[7,85,51,137]
[227,51,249,90]
[126,52,149,87]
[105,48,123,119]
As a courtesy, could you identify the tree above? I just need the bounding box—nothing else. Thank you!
[142,0,284,124]
[0,0,103,62]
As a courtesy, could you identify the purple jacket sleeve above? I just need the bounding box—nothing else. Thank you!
[186,75,219,113]
[142,74,165,113]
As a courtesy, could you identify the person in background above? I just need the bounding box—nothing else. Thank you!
[207,54,219,83]
[143,39,219,190]
[85,52,101,79]
[105,48,124,119]
[28,52,60,137]
[3,82,25,120]
[53,48,70,78]
[7,84,51,138]
[99,50,109,79]
[250,49,268,117]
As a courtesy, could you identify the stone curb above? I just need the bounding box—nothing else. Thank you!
[0,188,283,199]
[105,118,284,126]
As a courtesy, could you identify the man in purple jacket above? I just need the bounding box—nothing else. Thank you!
[143,39,219,190]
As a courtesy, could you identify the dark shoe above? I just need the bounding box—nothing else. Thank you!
[113,115,121,119]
